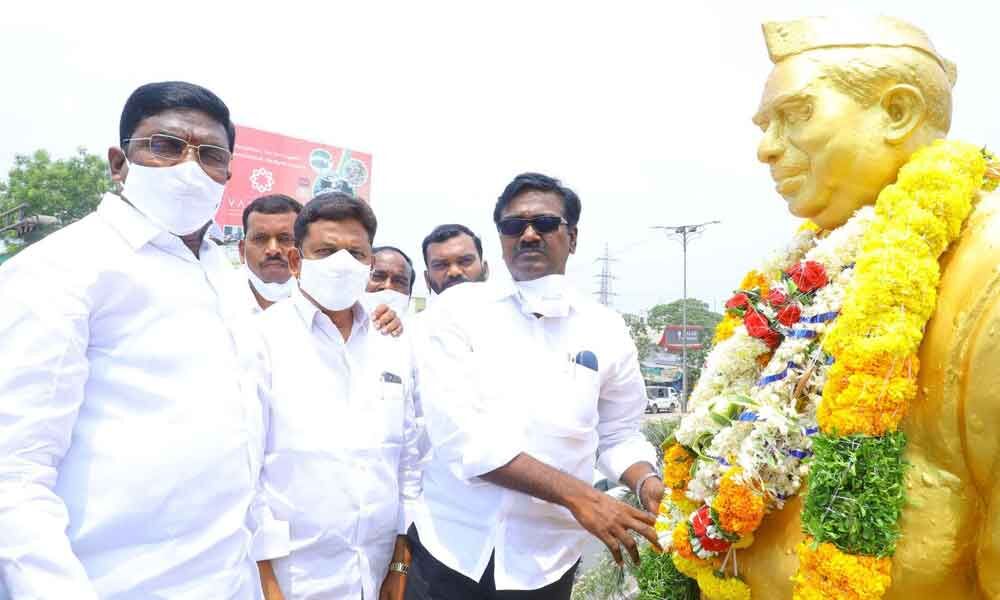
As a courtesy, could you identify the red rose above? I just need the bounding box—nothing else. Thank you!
[766,288,788,306]
[777,303,802,327]
[785,261,828,293]
[691,506,731,553]
[691,505,711,537]
[725,293,749,310]
[699,533,732,553]
[744,309,781,348]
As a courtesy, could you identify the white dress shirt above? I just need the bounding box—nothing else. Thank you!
[412,279,656,591]
[255,290,422,600]
[0,193,266,600]
[238,273,265,316]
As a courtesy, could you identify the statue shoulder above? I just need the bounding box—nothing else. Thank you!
[939,189,1000,293]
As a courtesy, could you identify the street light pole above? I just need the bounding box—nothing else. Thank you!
[652,220,720,412]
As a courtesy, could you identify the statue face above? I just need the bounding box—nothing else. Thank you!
[754,53,902,230]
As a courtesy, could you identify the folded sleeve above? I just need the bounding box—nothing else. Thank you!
[595,317,658,482]
[415,303,525,481]
[249,494,290,562]
[0,257,99,599]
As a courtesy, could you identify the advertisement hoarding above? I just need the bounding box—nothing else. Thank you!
[214,125,373,240]
[658,324,705,352]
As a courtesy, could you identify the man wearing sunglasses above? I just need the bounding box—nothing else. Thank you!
[0,82,270,599]
[407,173,663,600]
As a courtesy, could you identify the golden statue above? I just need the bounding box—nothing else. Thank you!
[736,16,1000,599]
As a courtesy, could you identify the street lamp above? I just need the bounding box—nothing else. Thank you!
[652,220,720,412]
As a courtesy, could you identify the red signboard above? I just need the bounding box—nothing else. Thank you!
[658,324,705,352]
[214,125,373,239]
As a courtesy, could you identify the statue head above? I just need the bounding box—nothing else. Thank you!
[754,17,955,229]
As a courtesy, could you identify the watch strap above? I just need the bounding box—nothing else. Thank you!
[389,561,409,575]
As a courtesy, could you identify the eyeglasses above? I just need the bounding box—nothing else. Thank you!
[496,215,568,237]
[123,133,232,177]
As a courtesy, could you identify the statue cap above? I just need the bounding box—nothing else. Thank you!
[762,16,956,86]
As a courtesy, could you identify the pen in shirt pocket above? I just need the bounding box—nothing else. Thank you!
[573,350,598,376]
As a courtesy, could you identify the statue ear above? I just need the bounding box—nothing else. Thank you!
[881,84,927,145]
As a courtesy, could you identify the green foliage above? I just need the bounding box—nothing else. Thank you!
[624,313,656,362]
[571,553,630,600]
[801,432,908,557]
[641,415,682,462]
[1,148,112,245]
[633,548,698,600]
[646,298,722,334]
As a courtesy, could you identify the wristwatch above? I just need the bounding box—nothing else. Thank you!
[635,471,662,504]
[389,561,410,575]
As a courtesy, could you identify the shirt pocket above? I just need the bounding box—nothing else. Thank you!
[378,374,406,445]
[531,359,601,439]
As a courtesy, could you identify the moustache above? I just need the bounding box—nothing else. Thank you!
[444,275,470,288]
[515,243,546,257]
[261,258,289,268]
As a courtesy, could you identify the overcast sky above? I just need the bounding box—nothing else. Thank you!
[3,1,998,314]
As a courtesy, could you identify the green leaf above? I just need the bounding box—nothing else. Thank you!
[800,432,908,557]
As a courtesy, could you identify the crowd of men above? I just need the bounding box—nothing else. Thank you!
[0,81,663,600]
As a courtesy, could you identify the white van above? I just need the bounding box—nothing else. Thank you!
[645,385,680,413]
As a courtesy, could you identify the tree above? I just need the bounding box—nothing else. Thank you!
[1,148,112,246]
[623,313,655,362]
[646,298,722,333]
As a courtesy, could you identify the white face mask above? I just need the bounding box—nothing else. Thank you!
[298,249,371,311]
[245,264,295,302]
[364,289,410,315]
[120,160,225,236]
[515,273,571,318]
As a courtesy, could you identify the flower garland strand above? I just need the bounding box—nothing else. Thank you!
[793,141,992,599]
[645,140,997,600]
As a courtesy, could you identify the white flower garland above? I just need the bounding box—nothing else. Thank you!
[668,207,876,528]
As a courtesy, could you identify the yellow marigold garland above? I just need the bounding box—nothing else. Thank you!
[792,539,892,600]
[796,140,992,598]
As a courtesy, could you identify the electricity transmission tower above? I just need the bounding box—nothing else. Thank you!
[651,221,721,411]
[594,243,617,306]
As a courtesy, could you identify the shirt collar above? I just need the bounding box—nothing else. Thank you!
[291,286,370,333]
[95,192,164,251]
[496,276,580,318]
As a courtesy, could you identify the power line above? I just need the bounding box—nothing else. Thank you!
[651,221,721,411]
[593,242,618,306]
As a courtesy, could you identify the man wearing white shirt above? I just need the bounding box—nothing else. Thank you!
[233,194,404,338]
[407,173,664,599]
[255,192,422,600]
[0,81,267,599]
[237,194,302,314]
[420,223,490,295]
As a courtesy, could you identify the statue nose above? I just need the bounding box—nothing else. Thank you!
[757,125,784,164]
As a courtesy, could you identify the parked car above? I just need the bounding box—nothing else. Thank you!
[646,389,680,413]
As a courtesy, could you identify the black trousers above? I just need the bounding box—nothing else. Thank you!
[404,525,578,600]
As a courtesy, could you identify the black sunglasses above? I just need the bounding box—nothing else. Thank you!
[496,215,568,237]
